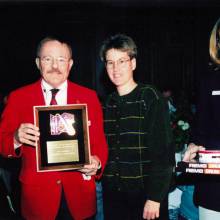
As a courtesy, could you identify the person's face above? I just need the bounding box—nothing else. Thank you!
[105,49,136,88]
[36,40,73,88]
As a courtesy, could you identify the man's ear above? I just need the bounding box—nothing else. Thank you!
[68,59,74,71]
[35,57,40,70]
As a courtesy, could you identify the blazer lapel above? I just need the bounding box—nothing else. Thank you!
[67,81,80,104]
[31,79,46,105]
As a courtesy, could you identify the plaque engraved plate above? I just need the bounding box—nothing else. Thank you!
[47,140,79,164]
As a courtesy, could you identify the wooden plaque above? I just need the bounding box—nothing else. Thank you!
[34,104,90,172]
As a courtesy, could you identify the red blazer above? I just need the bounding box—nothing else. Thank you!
[0,79,108,220]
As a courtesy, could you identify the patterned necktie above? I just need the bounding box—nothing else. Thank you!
[50,89,59,105]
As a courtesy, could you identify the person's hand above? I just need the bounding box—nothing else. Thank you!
[78,155,101,176]
[182,143,205,162]
[14,123,40,147]
[143,200,160,220]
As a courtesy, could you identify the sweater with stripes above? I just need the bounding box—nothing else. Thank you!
[103,84,175,202]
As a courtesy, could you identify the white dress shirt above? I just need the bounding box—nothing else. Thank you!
[41,79,67,105]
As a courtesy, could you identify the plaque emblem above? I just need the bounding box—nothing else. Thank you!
[50,112,76,136]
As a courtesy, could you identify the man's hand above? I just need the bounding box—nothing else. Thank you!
[78,155,101,176]
[14,123,40,147]
[143,200,160,220]
[182,143,205,162]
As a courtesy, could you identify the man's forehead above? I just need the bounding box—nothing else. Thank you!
[40,41,71,56]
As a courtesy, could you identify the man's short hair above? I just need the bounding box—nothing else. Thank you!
[99,34,137,62]
[36,36,72,58]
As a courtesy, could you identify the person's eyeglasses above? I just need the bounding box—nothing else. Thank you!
[40,56,69,65]
[106,58,131,69]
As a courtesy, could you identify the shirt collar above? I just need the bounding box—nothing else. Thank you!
[41,79,67,93]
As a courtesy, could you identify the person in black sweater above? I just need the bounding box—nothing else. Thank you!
[100,34,175,220]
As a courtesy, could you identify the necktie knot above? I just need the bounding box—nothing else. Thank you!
[50,89,59,105]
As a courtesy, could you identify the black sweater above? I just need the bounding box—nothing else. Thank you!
[103,84,175,202]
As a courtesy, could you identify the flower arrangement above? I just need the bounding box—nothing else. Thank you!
[169,100,192,152]
[171,119,190,152]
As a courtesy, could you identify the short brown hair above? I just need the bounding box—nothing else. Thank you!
[99,34,137,62]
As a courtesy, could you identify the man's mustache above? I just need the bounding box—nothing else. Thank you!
[47,68,62,74]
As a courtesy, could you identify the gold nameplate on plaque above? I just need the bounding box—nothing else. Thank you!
[34,104,91,172]
[47,140,79,164]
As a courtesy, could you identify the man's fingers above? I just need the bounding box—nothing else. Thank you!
[79,168,96,176]
[15,123,40,145]
[78,155,101,176]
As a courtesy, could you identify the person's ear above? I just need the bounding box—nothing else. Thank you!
[68,59,74,70]
[35,57,40,70]
[131,58,136,71]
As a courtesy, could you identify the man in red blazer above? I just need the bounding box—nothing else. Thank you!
[0,36,108,220]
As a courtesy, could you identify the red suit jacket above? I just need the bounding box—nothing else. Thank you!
[0,79,108,220]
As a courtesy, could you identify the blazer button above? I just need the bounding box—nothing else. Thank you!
[56,180,61,184]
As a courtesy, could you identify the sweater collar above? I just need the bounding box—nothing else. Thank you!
[111,83,140,102]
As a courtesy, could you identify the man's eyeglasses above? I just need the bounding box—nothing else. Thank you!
[40,56,69,66]
[106,58,131,69]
